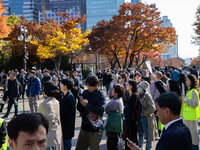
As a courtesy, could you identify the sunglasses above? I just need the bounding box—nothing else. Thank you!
[118,77,121,79]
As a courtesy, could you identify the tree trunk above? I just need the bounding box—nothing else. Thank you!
[111,50,121,69]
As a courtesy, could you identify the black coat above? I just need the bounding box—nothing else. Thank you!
[41,75,52,86]
[77,89,106,132]
[103,73,112,85]
[156,119,192,150]
[191,69,198,79]
[7,79,19,99]
[60,91,76,139]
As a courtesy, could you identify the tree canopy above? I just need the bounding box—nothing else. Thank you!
[87,2,177,69]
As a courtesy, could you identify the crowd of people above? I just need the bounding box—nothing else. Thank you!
[0,65,199,150]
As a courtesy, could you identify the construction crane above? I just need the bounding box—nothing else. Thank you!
[41,0,45,21]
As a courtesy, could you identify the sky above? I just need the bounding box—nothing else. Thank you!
[142,0,200,59]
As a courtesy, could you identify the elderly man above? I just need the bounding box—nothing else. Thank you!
[26,70,41,113]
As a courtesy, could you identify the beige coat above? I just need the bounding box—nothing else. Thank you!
[38,97,63,150]
[141,91,159,141]
[112,73,119,83]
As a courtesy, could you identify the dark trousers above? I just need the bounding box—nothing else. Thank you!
[1,91,8,111]
[105,84,110,94]
[107,137,118,150]
[125,120,138,150]
[21,84,26,99]
[5,97,18,117]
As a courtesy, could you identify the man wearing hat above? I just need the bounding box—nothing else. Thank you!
[26,70,41,113]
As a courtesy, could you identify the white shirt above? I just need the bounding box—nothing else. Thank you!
[164,118,182,130]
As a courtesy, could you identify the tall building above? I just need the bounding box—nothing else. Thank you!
[160,16,178,59]
[36,0,86,32]
[131,0,141,4]
[2,0,38,22]
[86,0,131,30]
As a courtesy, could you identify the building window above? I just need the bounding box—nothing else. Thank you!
[52,14,54,17]
[48,14,51,17]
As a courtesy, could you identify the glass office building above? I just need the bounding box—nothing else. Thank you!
[36,0,86,32]
[131,0,141,4]
[160,16,178,59]
[2,0,38,22]
[86,0,128,30]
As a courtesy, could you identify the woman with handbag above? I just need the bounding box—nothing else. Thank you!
[105,83,125,150]
[124,80,141,150]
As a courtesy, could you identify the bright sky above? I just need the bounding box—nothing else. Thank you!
[142,0,200,59]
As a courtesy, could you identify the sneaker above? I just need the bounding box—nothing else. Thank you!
[122,145,125,149]
[2,115,8,119]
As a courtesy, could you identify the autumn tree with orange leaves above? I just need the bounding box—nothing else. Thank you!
[87,2,177,69]
[192,5,200,46]
[163,58,185,67]
[0,2,11,38]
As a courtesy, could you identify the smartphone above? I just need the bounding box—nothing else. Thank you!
[126,137,131,143]
[79,96,83,101]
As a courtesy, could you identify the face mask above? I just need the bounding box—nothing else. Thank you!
[138,87,143,94]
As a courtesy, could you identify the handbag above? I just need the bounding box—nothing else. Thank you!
[105,100,124,133]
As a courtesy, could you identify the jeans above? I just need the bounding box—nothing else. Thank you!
[138,116,152,150]
[5,97,19,117]
[105,84,110,94]
[192,145,199,150]
[63,138,72,150]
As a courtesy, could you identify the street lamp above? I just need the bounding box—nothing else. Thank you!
[18,25,31,71]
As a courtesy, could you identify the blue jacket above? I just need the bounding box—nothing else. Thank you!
[156,119,192,150]
[26,76,41,97]
[171,70,180,81]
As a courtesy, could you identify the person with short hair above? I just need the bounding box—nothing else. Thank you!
[60,78,76,150]
[1,74,8,112]
[76,75,106,150]
[19,69,28,99]
[36,69,43,81]
[127,92,192,150]
[104,69,112,95]
[3,72,20,118]
[38,82,62,150]
[7,113,49,150]
[59,69,65,79]
[26,70,41,113]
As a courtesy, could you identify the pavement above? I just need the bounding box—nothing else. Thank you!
[0,88,199,150]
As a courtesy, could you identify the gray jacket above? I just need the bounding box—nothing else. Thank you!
[140,91,158,141]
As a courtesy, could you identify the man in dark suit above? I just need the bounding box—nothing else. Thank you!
[127,92,192,150]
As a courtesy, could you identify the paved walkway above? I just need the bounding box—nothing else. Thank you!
[0,88,199,150]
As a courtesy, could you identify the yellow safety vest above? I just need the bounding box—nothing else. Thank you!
[0,118,7,150]
[182,89,200,121]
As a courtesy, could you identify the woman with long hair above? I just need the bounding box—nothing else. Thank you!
[37,82,63,150]
[124,80,141,150]
[182,74,199,150]
[105,84,125,150]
